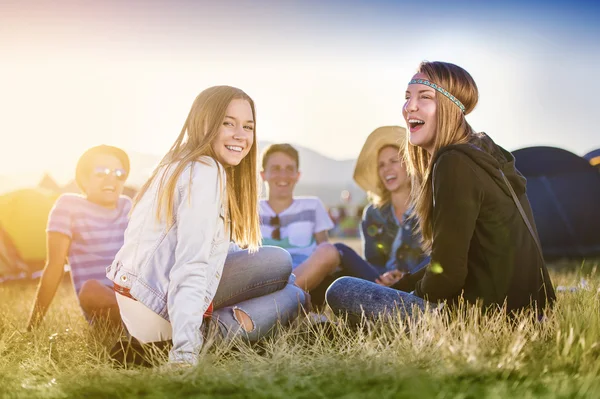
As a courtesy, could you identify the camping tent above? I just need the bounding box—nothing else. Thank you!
[513,146,600,259]
[0,188,59,271]
[584,149,600,171]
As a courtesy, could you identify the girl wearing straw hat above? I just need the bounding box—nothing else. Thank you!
[308,126,428,308]
[332,126,428,285]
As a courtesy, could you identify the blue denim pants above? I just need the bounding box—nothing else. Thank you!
[118,246,307,351]
[333,243,385,282]
[325,276,434,322]
[210,246,308,342]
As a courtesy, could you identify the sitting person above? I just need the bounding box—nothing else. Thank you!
[326,61,556,321]
[27,145,131,330]
[108,86,307,365]
[259,144,338,291]
[334,126,429,286]
[307,126,429,307]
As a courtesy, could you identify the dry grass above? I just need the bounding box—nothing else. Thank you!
[1,258,599,398]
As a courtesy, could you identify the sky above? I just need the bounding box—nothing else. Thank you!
[1,0,599,185]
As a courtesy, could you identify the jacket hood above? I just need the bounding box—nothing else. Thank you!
[432,133,527,198]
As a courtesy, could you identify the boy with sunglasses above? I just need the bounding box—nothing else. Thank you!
[259,144,337,292]
[27,145,131,330]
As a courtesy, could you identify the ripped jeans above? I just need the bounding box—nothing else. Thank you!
[117,246,307,351]
[210,246,307,341]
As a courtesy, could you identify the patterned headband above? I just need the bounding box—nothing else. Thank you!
[408,79,466,113]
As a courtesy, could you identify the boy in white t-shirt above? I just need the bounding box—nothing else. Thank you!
[260,144,340,292]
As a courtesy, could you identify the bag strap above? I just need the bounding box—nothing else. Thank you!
[499,170,545,262]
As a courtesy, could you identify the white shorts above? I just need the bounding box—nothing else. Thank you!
[116,293,173,343]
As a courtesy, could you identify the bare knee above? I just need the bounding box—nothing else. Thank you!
[232,307,254,332]
[78,280,114,312]
[314,243,341,270]
[325,242,341,262]
[79,280,101,307]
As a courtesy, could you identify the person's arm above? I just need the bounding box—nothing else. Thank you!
[27,232,70,330]
[314,230,329,245]
[414,151,483,301]
[167,161,224,365]
[313,199,335,245]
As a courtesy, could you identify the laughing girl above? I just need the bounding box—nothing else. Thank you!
[326,62,555,320]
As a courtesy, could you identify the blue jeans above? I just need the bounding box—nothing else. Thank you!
[334,243,385,282]
[211,246,308,342]
[325,276,433,322]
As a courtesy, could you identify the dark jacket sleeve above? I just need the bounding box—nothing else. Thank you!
[361,205,386,266]
[414,151,483,301]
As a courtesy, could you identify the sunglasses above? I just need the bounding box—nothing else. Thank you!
[92,166,127,181]
[270,215,281,240]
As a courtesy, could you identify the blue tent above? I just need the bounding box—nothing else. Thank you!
[513,146,600,259]
[584,149,600,170]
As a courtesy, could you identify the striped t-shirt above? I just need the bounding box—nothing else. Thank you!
[259,197,334,259]
[47,194,131,293]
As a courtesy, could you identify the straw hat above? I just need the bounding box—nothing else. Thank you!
[353,126,407,198]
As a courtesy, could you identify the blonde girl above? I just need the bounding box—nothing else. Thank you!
[108,86,307,364]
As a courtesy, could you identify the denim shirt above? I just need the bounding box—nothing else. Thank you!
[361,203,429,274]
[106,156,230,364]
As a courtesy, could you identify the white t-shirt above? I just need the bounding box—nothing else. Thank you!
[259,197,334,258]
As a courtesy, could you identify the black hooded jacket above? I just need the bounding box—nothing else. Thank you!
[394,133,555,313]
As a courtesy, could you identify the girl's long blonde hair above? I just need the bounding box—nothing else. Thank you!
[404,61,479,253]
[134,86,261,251]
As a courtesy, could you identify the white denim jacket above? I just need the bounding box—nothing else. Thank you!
[107,156,230,364]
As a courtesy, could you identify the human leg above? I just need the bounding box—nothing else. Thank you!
[212,282,307,341]
[212,246,294,308]
[111,293,173,367]
[116,293,173,342]
[210,245,308,341]
[325,276,431,322]
[308,243,382,308]
[333,243,382,282]
[292,243,341,291]
[78,279,122,327]
[114,246,306,361]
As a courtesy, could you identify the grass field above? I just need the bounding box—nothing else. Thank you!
[1,246,599,398]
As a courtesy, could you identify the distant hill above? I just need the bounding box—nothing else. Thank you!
[125,142,366,207]
[0,142,367,208]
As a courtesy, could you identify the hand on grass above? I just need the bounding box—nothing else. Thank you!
[376,270,404,287]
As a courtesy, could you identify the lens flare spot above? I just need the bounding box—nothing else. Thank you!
[430,263,443,274]
[367,225,379,237]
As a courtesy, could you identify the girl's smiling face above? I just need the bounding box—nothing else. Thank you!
[211,98,255,166]
[377,145,409,193]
